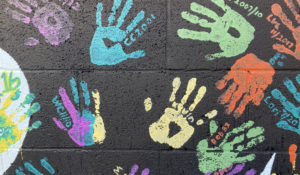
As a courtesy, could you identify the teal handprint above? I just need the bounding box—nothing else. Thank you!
[271,74,300,134]
[196,120,264,173]
[177,0,255,60]
[90,0,146,66]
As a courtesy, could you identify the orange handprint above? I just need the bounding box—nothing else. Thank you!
[271,0,300,60]
[216,54,275,118]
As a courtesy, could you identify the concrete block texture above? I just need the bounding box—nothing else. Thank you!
[0,0,300,174]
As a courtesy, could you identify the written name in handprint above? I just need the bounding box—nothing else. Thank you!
[124,14,156,46]
[265,74,300,134]
[226,0,263,18]
[264,96,299,128]
[267,14,294,50]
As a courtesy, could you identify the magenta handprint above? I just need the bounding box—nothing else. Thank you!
[52,77,106,146]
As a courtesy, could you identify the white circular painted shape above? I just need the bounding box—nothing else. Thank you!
[0,48,30,175]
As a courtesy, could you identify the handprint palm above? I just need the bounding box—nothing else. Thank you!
[271,74,300,134]
[177,0,255,60]
[149,77,216,149]
[216,53,275,118]
[197,120,265,173]
[53,77,106,146]
[90,0,146,66]
[5,0,73,46]
[271,0,300,60]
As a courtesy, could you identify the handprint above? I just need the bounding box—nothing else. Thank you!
[177,0,255,60]
[216,53,275,118]
[271,74,300,135]
[5,0,74,46]
[52,77,106,146]
[197,120,265,173]
[129,164,150,175]
[271,0,300,60]
[16,157,55,175]
[90,0,146,66]
[149,77,217,149]
[0,87,41,153]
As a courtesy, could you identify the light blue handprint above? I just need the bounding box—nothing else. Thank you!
[271,74,300,134]
[90,0,146,66]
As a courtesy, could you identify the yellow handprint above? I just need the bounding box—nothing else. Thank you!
[148,77,216,149]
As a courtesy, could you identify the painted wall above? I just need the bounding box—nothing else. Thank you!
[0,0,300,174]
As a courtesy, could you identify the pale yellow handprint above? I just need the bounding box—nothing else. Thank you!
[148,77,216,149]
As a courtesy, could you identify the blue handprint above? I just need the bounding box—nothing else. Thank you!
[271,74,300,134]
[90,0,146,66]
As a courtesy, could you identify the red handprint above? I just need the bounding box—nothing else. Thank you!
[216,54,275,118]
[271,0,300,60]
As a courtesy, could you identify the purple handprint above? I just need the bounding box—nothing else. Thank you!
[129,164,150,175]
[5,1,73,46]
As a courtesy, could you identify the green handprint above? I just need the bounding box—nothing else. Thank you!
[196,120,264,173]
[177,0,255,60]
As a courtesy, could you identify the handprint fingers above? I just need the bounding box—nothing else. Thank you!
[125,11,145,34]
[252,89,264,106]
[189,86,206,111]
[241,126,265,149]
[223,121,254,143]
[209,120,218,136]
[52,118,67,130]
[225,134,244,150]
[177,29,211,41]
[59,87,79,122]
[296,74,300,85]
[180,78,197,107]
[141,168,150,175]
[116,0,133,28]
[272,43,294,56]
[245,135,265,149]
[284,0,300,23]
[215,72,234,90]
[218,82,238,105]
[271,4,295,31]
[271,89,297,113]
[7,0,32,13]
[283,77,300,102]
[225,88,244,114]
[246,126,264,138]
[169,77,181,105]
[27,120,42,131]
[92,90,100,116]
[4,7,30,24]
[91,89,105,144]
[70,77,80,108]
[234,94,252,118]
[127,50,146,59]
[19,102,40,122]
[181,12,211,28]
[206,51,230,61]
[108,0,122,26]
[80,81,91,108]
[234,154,255,164]
[96,3,103,26]
[190,2,219,20]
